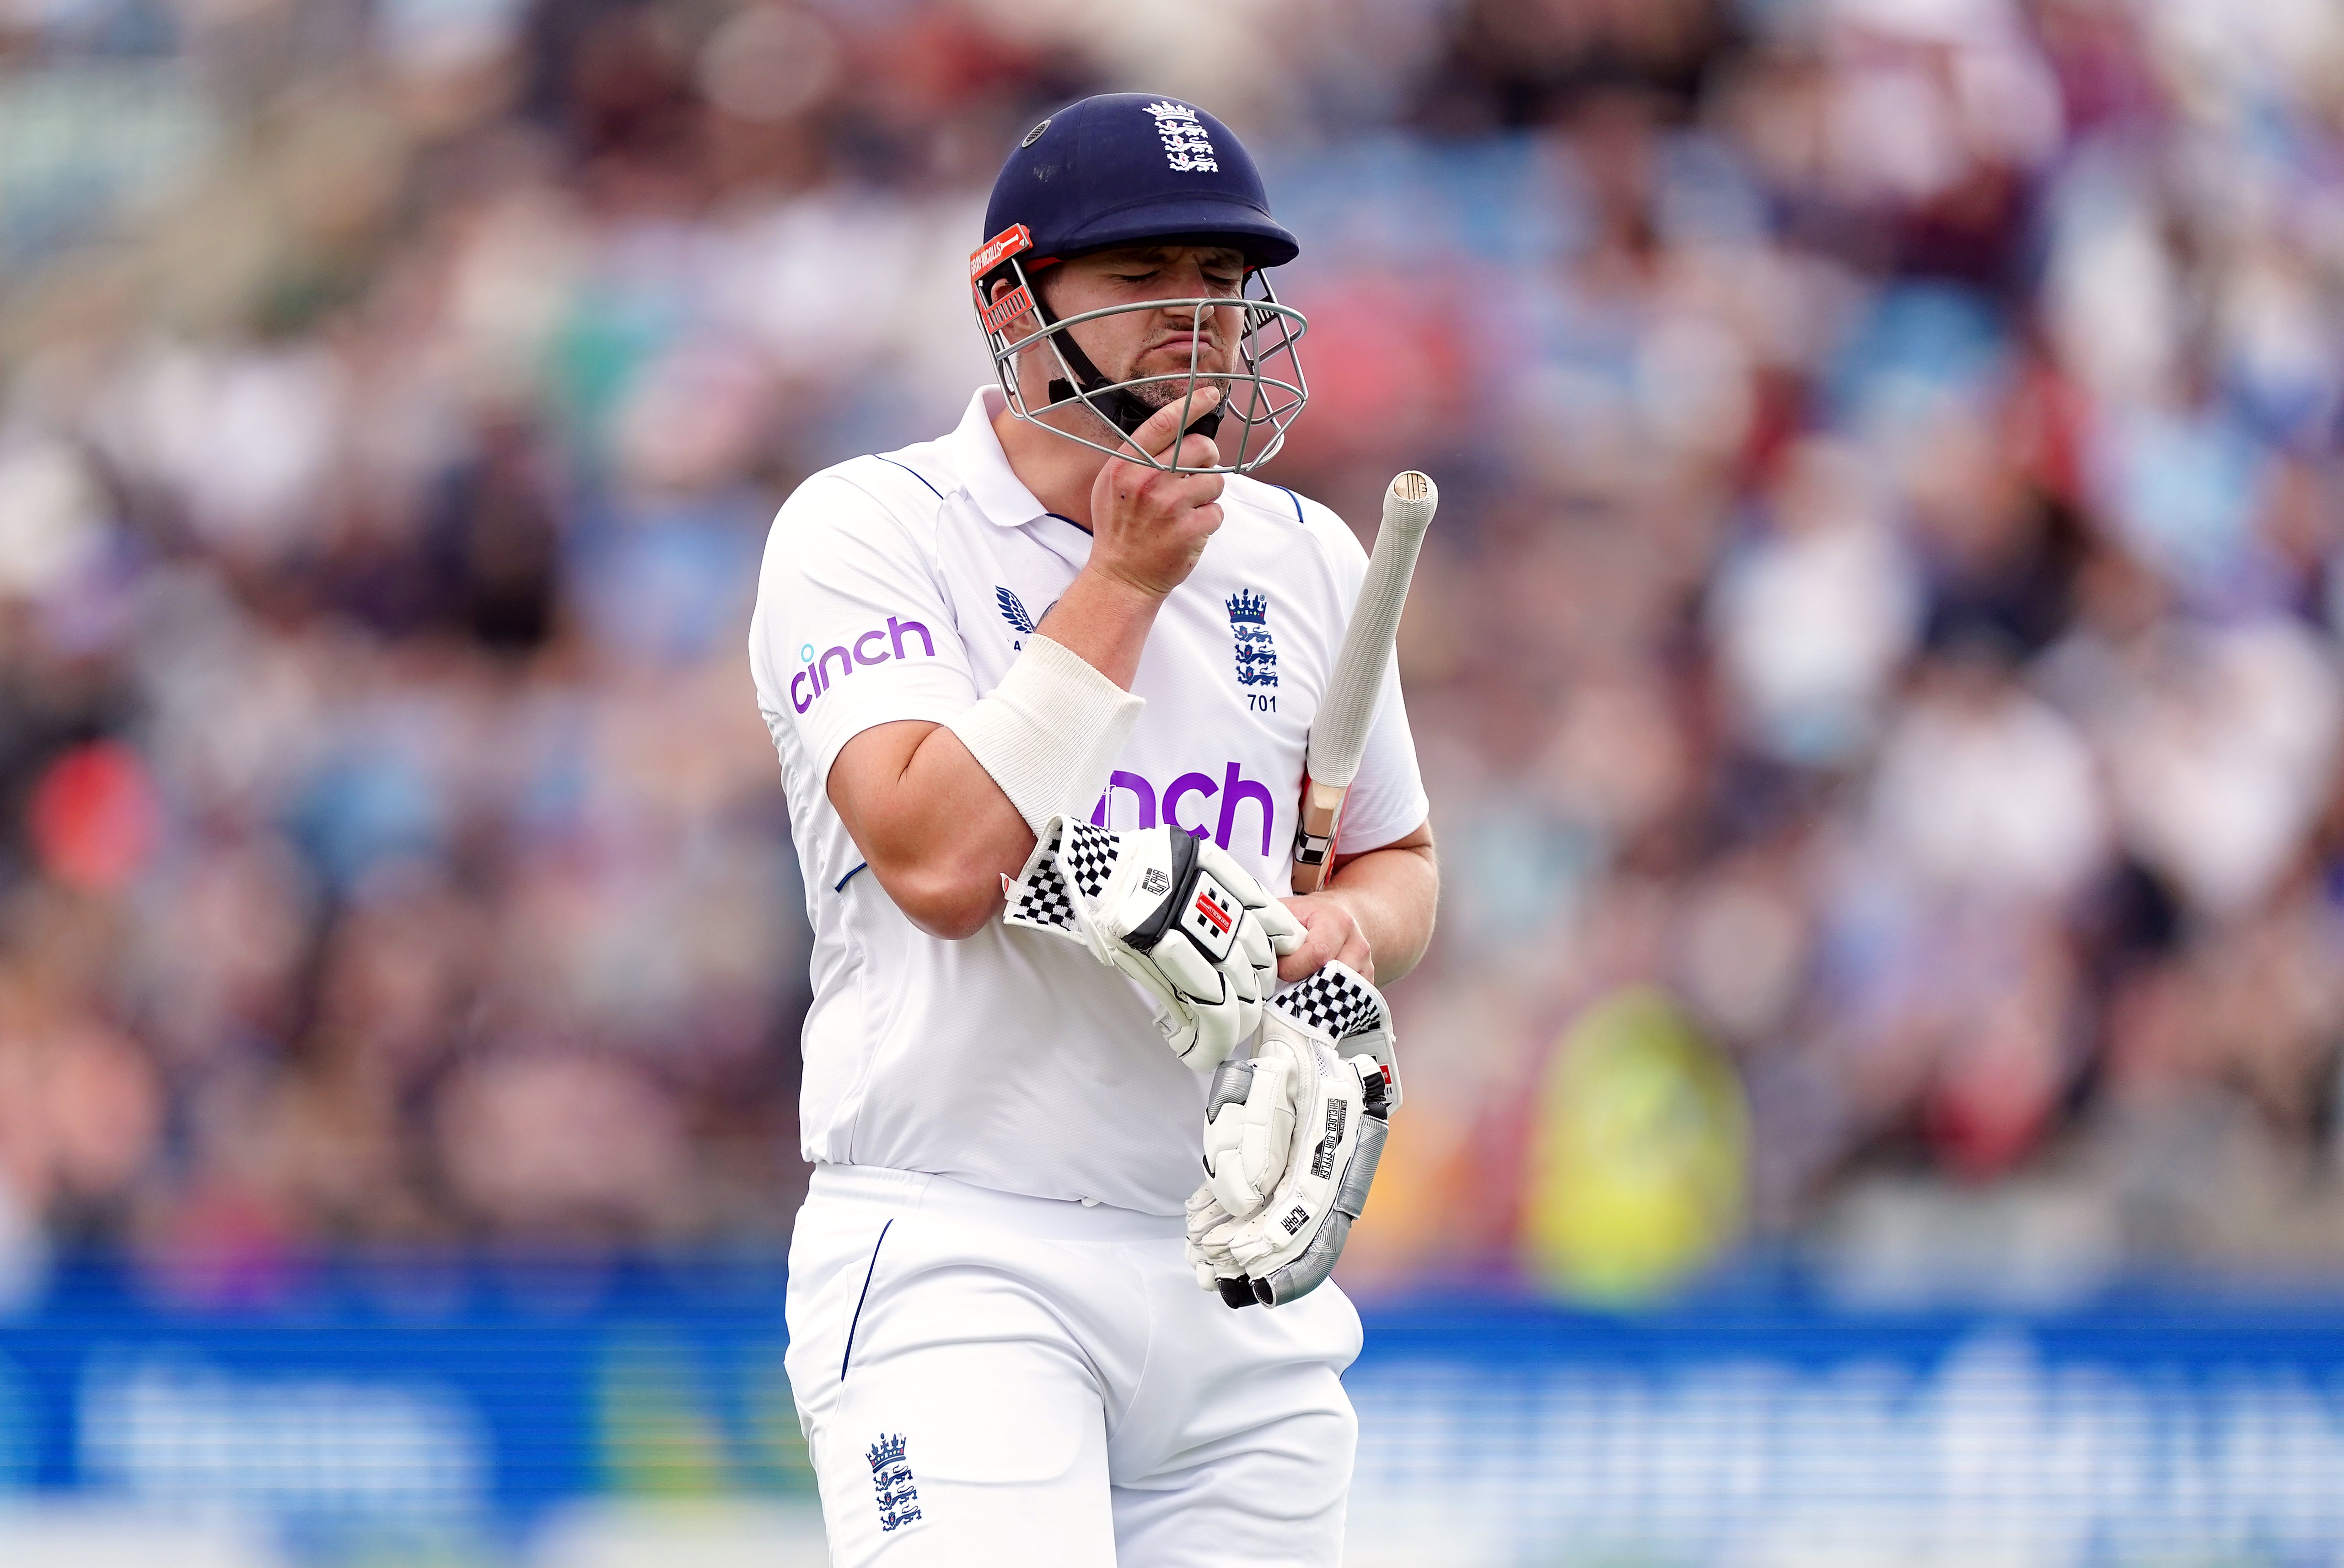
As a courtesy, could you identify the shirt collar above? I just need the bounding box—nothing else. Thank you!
[942,386,1051,529]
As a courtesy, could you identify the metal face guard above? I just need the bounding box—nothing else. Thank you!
[971,237,1309,477]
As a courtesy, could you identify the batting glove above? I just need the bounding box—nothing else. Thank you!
[1192,962,1400,1307]
[1183,1187,1259,1310]
[1003,817,1304,1071]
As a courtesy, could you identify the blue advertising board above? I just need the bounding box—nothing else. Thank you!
[0,1258,812,1557]
[7,1262,2344,1566]
[1346,1293,2344,1567]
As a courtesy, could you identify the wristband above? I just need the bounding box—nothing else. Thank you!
[946,635,1144,834]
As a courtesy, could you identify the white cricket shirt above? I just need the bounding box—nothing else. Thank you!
[749,387,1428,1215]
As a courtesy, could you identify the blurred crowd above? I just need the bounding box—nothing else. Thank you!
[3,0,2344,1305]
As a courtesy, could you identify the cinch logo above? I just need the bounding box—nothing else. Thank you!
[790,616,935,713]
[1090,761,1279,857]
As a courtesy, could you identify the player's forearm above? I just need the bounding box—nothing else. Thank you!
[829,579,1164,938]
[828,720,1035,939]
[1033,564,1163,688]
[1321,832,1438,983]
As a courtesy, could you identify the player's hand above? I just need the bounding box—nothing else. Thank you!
[1086,387,1226,601]
[1191,961,1402,1308]
[1001,817,1304,1072]
[1184,1187,1254,1307]
[1275,893,1373,984]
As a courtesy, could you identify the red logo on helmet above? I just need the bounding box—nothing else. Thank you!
[968,225,1033,281]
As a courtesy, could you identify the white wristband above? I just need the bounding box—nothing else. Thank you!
[946,635,1144,835]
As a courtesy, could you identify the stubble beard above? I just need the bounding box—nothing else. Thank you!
[1124,367,1235,413]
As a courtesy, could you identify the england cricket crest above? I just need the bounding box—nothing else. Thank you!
[1229,589,1277,688]
[868,1433,922,1533]
[1143,100,1219,174]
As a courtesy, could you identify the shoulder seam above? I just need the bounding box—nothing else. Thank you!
[794,460,958,613]
[812,457,951,544]
[1222,478,1307,529]
[872,454,946,500]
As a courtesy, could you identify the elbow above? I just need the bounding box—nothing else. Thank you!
[907,894,997,942]
[870,856,1002,940]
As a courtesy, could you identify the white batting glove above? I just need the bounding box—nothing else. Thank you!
[1199,1048,1297,1217]
[1004,817,1303,1071]
[1183,1187,1258,1309]
[1193,962,1400,1307]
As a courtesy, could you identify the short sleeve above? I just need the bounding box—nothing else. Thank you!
[1294,494,1430,855]
[749,469,978,781]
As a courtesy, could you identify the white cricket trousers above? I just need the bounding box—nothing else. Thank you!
[785,1161,1363,1567]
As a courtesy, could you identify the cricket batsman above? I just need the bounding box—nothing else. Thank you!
[750,92,1436,1566]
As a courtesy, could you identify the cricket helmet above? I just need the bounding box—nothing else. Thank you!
[971,93,1310,475]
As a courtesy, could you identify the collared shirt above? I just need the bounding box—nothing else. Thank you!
[749,387,1428,1214]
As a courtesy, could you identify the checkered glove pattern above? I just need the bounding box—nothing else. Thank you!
[1187,960,1399,1308]
[1001,816,1304,1071]
[1002,820,1081,937]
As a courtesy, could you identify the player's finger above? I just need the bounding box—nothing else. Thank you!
[1186,1185,1228,1231]
[1281,927,1369,982]
[1277,915,1344,982]
[1154,937,1225,1004]
[1108,947,1185,1021]
[1253,897,1306,955]
[1122,440,1225,497]
[1206,1062,1291,1215]
[1169,430,1227,480]
[1225,941,1262,1004]
[1234,911,1276,977]
[1191,996,1242,1069]
[1127,384,1223,462]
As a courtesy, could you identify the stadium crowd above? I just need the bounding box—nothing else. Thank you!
[2,0,2343,1306]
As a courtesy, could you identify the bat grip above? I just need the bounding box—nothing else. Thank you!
[1289,776,1345,893]
[1292,829,1333,890]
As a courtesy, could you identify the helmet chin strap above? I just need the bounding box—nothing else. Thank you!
[1036,295,1226,441]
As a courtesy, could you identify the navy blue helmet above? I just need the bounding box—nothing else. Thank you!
[983,94,1300,270]
[969,94,1310,475]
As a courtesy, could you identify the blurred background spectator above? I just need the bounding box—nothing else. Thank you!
[3,0,2344,1315]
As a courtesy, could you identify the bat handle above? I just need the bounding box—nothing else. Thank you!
[1289,776,1346,893]
[1291,828,1333,891]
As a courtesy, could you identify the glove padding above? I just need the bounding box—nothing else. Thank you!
[1003,816,1303,1071]
[1187,962,1399,1307]
[1184,1187,1258,1310]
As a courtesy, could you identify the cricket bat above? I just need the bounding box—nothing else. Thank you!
[1290,470,1438,892]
